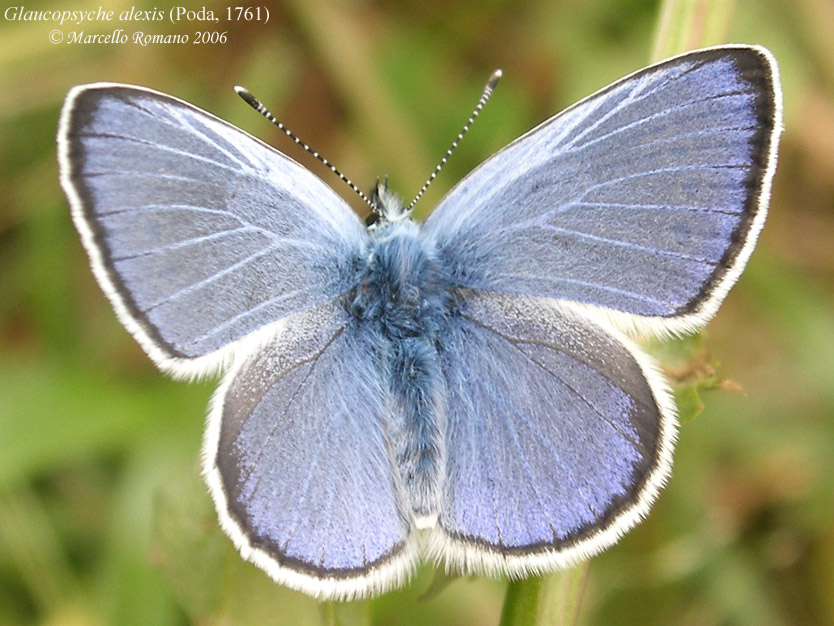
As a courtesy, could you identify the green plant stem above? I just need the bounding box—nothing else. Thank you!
[322,601,338,626]
[320,599,371,626]
[499,564,589,626]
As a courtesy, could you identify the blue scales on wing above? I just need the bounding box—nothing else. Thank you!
[209,302,415,595]
[423,47,779,330]
[60,84,367,369]
[429,292,674,572]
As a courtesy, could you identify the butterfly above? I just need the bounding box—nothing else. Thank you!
[58,45,781,600]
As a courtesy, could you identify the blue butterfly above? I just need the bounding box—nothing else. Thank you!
[58,45,782,600]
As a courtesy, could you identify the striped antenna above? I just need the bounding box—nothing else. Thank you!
[405,69,502,212]
[235,86,374,210]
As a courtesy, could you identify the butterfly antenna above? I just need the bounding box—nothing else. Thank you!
[405,69,502,212]
[235,86,374,210]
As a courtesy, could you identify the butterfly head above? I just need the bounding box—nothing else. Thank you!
[366,178,411,229]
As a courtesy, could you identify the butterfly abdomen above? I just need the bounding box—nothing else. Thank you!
[345,220,452,517]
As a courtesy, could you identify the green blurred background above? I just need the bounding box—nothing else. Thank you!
[1,0,832,624]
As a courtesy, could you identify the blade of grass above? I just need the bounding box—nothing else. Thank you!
[282,0,432,192]
[651,0,736,62]
[0,484,79,614]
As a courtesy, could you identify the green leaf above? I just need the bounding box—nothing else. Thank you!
[674,383,706,424]
[644,333,739,423]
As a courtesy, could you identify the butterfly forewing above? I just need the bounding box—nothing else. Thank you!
[424,46,781,336]
[59,84,367,376]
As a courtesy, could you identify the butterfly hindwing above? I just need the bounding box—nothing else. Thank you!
[58,84,367,376]
[424,46,781,336]
[428,291,675,574]
[204,302,416,599]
